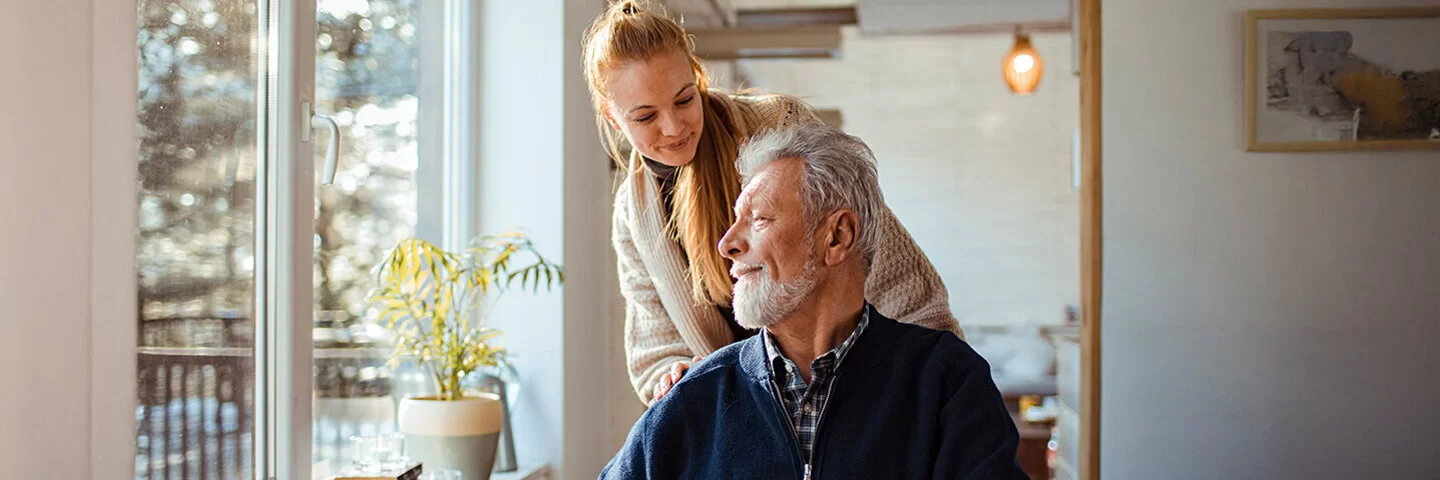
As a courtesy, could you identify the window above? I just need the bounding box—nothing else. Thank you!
[310,0,423,472]
[134,0,458,477]
[135,1,260,477]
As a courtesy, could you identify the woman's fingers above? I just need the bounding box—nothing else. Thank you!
[670,361,687,380]
[655,357,706,401]
[654,359,694,401]
[653,374,672,400]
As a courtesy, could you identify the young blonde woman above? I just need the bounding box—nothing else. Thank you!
[584,0,963,405]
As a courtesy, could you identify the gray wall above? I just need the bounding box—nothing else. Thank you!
[1,0,137,477]
[0,0,93,476]
[1102,0,1440,478]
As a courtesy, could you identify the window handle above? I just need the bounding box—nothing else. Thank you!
[302,101,342,185]
[312,114,341,185]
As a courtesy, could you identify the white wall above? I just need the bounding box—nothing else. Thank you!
[739,29,1081,327]
[0,0,136,478]
[1103,0,1440,478]
[478,0,639,478]
[561,1,650,475]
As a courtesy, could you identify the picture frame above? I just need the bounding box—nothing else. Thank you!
[1245,7,1440,152]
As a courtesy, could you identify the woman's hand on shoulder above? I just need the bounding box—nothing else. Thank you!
[652,355,704,401]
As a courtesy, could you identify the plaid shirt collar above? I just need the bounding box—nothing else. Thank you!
[762,304,871,377]
[761,303,872,462]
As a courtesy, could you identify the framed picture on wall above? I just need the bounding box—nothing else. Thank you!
[1245,7,1440,152]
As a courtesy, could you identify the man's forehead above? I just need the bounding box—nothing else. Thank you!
[738,159,803,209]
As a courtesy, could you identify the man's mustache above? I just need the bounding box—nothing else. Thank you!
[730,262,763,280]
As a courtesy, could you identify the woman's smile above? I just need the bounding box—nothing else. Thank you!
[658,133,692,152]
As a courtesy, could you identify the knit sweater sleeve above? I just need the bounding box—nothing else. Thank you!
[866,205,966,339]
[612,179,697,405]
[731,92,823,135]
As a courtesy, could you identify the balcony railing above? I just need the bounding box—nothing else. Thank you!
[136,347,253,480]
[136,345,395,479]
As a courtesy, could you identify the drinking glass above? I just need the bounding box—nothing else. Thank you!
[347,434,379,472]
[375,432,406,471]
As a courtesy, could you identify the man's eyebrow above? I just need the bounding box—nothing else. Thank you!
[733,196,754,217]
[735,194,778,217]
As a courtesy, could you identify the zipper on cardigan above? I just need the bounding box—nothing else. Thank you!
[803,378,840,480]
[768,378,805,477]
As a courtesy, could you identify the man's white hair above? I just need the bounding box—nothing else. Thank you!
[736,123,885,268]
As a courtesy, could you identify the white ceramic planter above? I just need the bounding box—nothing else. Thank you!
[398,393,503,480]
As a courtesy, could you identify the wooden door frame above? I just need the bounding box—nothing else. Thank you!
[1078,0,1102,478]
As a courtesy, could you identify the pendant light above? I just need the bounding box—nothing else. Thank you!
[1003,28,1043,95]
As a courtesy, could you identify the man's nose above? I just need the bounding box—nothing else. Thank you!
[717,224,745,260]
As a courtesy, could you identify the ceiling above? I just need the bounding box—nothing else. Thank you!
[855,0,1070,34]
[667,0,1071,35]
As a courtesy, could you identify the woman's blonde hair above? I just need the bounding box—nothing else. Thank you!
[583,0,745,306]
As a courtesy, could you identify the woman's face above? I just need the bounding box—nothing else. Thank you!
[603,49,704,167]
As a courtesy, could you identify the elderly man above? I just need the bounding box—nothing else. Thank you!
[600,124,1026,480]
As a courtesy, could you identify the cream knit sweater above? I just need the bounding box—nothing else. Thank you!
[611,93,963,405]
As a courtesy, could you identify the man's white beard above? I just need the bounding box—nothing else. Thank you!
[732,259,818,330]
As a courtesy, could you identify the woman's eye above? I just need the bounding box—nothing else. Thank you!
[634,113,655,123]
[677,96,694,106]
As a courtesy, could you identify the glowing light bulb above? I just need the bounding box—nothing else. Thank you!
[1012,54,1036,74]
[1002,32,1044,95]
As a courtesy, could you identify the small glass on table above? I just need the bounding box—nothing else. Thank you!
[347,434,379,473]
[374,432,407,471]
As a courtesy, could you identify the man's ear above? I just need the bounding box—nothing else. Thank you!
[821,209,859,266]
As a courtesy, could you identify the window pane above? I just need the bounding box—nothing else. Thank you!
[135,0,259,478]
[310,0,423,473]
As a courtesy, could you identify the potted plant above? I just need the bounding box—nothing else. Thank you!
[369,231,562,480]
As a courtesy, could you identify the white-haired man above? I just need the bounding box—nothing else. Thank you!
[601,123,1026,479]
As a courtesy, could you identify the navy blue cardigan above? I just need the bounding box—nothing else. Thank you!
[600,307,1028,479]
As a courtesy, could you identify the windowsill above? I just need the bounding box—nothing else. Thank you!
[492,464,550,480]
[317,463,548,480]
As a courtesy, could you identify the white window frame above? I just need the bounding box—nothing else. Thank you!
[266,1,318,478]
[102,1,479,477]
[418,0,481,249]
[266,1,480,478]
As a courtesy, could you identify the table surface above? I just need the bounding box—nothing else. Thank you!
[491,464,550,480]
[322,463,549,480]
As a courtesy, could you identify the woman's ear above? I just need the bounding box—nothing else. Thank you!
[601,105,620,131]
